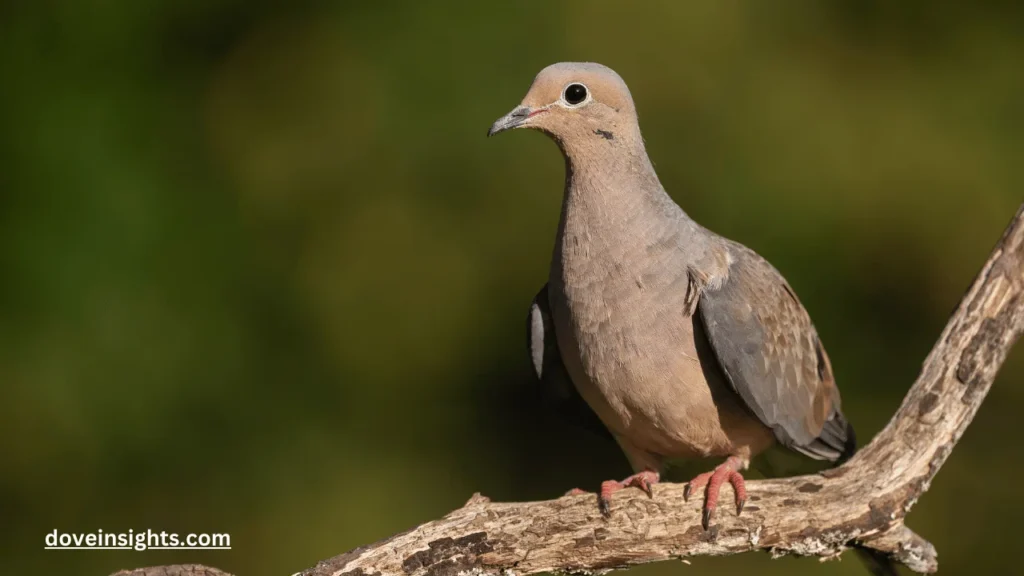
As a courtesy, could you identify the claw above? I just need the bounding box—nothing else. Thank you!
[635,475,654,497]
[593,470,661,517]
[685,456,747,531]
[702,507,713,530]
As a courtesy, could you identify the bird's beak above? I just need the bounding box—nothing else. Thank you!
[488,105,543,137]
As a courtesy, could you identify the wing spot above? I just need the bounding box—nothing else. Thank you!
[782,283,799,303]
[813,336,831,382]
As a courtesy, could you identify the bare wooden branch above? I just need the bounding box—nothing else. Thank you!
[110,565,233,576]
[111,204,1024,576]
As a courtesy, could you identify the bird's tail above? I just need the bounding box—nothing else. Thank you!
[831,410,858,464]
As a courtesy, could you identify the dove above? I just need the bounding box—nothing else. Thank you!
[489,62,856,530]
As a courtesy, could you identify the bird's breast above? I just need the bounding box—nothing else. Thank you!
[550,238,693,405]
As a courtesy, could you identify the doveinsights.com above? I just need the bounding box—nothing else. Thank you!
[45,529,231,551]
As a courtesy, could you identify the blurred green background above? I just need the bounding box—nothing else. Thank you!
[1,1,1022,575]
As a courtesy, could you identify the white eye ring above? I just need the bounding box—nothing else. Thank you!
[561,82,590,107]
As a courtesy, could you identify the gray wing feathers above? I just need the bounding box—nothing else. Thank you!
[792,412,856,462]
[698,246,853,462]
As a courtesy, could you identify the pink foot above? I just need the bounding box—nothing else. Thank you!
[563,488,589,496]
[684,456,747,530]
[596,470,660,517]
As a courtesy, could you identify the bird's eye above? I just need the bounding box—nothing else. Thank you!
[563,83,588,106]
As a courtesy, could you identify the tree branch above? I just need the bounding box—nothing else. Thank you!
[112,204,1024,576]
[111,566,233,576]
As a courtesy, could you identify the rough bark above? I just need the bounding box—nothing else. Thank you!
[110,566,233,576]
[111,204,1024,576]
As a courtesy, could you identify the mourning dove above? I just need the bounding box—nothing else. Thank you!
[490,63,857,528]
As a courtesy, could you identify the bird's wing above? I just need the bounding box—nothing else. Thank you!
[697,246,854,461]
[529,284,611,439]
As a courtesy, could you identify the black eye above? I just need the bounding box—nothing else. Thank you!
[563,83,588,105]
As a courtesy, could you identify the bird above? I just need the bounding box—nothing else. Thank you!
[488,63,858,530]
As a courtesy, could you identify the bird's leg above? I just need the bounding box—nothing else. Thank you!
[595,470,660,517]
[684,455,747,530]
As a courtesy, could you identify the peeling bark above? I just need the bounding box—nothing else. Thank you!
[111,204,1024,576]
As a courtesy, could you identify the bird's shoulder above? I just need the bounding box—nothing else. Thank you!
[720,240,804,307]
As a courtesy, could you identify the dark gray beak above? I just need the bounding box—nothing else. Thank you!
[487,106,533,137]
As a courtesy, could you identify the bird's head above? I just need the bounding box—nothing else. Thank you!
[488,62,638,146]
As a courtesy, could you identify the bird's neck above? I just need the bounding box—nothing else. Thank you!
[556,134,687,255]
[549,132,706,328]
